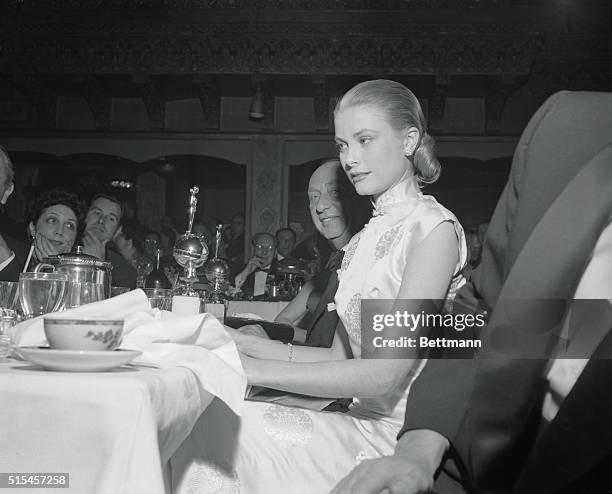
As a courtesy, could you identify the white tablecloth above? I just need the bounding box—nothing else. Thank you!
[226,301,289,321]
[0,360,213,494]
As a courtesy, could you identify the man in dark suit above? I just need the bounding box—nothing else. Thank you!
[332,90,612,494]
[0,145,26,281]
[282,158,357,346]
[234,232,279,298]
[81,193,137,289]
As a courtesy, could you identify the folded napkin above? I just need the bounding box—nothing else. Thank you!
[11,289,247,416]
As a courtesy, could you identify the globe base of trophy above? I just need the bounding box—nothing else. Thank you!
[173,232,209,298]
[174,275,200,297]
[204,257,231,303]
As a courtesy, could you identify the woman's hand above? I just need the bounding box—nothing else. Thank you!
[33,233,61,261]
[237,324,269,339]
[237,351,256,381]
[224,326,261,355]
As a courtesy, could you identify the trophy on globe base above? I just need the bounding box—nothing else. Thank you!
[172,186,209,314]
[204,224,231,304]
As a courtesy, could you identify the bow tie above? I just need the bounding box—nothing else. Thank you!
[326,250,345,271]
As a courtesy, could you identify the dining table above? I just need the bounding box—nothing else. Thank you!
[0,359,214,494]
[225,300,289,321]
[0,289,247,494]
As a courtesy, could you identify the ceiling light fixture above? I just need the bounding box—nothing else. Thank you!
[248,84,265,120]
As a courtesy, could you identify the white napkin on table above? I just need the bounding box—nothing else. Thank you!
[11,289,247,416]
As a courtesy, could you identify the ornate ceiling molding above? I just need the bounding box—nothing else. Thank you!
[193,75,220,129]
[133,75,165,130]
[311,74,329,132]
[74,75,111,129]
[10,75,57,128]
[485,74,520,133]
[5,0,512,11]
[1,34,548,75]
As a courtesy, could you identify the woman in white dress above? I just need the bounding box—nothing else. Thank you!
[171,80,467,494]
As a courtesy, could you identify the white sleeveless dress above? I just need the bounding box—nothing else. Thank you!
[171,178,467,494]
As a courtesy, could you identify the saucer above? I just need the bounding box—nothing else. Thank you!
[16,347,142,372]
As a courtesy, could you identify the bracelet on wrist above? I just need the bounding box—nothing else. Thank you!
[287,342,294,362]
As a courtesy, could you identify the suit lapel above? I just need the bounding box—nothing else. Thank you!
[305,270,339,345]
[467,145,612,489]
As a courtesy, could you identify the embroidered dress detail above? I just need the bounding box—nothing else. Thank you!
[344,293,363,342]
[263,404,314,447]
[340,233,361,272]
[375,223,404,260]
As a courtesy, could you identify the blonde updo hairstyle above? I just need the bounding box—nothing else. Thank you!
[334,79,441,186]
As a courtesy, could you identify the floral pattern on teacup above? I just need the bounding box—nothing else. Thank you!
[85,329,122,349]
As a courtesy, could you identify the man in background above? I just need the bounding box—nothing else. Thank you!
[233,232,277,298]
[275,227,297,261]
[226,212,245,273]
[81,193,137,288]
[0,145,25,280]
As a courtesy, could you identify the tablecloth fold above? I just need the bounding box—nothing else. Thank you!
[11,289,247,415]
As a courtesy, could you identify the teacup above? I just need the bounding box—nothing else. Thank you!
[44,315,124,351]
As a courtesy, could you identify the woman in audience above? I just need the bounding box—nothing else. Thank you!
[172,80,467,493]
[25,189,83,270]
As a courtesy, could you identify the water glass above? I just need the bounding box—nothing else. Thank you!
[111,286,131,297]
[143,288,173,311]
[0,310,18,359]
[18,272,69,319]
[66,282,105,309]
[0,281,18,311]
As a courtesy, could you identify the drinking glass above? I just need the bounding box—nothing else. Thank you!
[143,288,173,311]
[0,281,18,311]
[0,310,18,359]
[111,286,131,297]
[66,282,105,309]
[18,272,69,319]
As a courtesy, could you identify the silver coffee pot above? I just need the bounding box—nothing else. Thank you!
[42,246,113,298]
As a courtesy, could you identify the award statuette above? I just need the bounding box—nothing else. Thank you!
[204,224,231,303]
[173,186,209,298]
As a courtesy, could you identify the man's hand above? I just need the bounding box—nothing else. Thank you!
[0,233,13,264]
[331,430,449,494]
[331,456,433,494]
[243,256,267,275]
[234,256,267,289]
[81,230,107,260]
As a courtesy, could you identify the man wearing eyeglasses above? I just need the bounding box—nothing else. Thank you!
[234,232,278,298]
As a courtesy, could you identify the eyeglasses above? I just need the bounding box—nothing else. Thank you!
[144,239,160,245]
[254,244,274,251]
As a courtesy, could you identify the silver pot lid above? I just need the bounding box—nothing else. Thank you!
[44,246,112,270]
